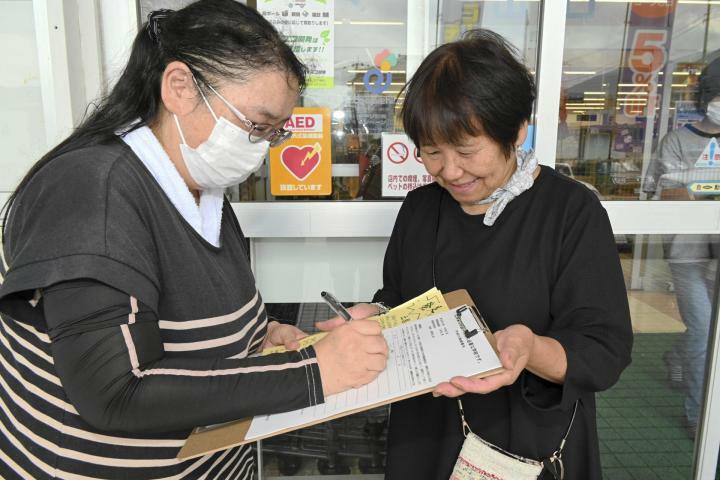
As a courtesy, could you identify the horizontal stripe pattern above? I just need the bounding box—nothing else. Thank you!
[0,318,65,397]
[0,287,266,479]
[0,314,53,365]
[0,333,188,446]
[161,292,267,359]
[158,291,260,331]
[136,357,318,378]
[14,319,50,343]
[0,140,285,479]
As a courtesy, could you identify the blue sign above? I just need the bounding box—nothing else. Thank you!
[521,124,535,152]
[363,68,393,95]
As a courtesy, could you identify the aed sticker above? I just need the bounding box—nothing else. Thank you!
[270,107,332,196]
[688,181,720,195]
[694,138,720,168]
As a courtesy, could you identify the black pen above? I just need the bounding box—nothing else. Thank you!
[321,291,353,321]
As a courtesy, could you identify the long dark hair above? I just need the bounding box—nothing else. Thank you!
[1,0,305,240]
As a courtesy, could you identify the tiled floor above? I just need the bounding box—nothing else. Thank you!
[597,332,696,479]
[263,305,719,479]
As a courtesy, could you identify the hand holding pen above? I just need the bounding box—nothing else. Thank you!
[317,293,384,331]
[321,291,353,321]
[313,291,389,395]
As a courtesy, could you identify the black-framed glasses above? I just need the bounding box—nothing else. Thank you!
[203,83,293,147]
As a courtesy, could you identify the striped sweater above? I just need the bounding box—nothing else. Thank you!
[0,141,323,479]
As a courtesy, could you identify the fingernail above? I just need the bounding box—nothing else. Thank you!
[432,392,440,398]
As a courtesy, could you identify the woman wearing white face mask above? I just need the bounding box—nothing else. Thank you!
[707,98,720,127]
[642,55,720,438]
[0,1,387,479]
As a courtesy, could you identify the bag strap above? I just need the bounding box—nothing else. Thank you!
[458,398,472,437]
[549,400,578,460]
[457,398,579,456]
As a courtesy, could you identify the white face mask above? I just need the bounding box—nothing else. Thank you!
[707,100,720,126]
[174,87,269,190]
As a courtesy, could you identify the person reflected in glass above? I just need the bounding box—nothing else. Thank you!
[321,29,633,479]
[642,56,720,437]
[0,1,387,478]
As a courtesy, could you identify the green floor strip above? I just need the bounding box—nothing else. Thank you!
[598,333,720,479]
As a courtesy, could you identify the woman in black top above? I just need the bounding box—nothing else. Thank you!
[0,1,386,478]
[364,29,631,479]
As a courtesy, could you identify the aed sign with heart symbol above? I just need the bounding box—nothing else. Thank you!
[269,107,331,196]
[280,143,322,181]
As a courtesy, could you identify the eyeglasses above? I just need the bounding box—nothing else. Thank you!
[203,82,293,147]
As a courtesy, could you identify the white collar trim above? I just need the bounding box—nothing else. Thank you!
[120,126,223,247]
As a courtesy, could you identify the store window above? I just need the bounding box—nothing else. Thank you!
[222,0,541,203]
[438,0,540,70]
[558,2,720,201]
[136,1,541,204]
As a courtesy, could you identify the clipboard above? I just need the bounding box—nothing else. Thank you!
[177,289,501,459]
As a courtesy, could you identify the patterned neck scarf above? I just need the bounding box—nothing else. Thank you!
[474,149,539,226]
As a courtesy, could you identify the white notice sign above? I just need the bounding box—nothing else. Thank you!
[381,133,434,197]
[259,1,334,89]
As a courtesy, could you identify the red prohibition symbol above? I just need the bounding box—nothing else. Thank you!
[387,142,409,164]
[413,147,423,163]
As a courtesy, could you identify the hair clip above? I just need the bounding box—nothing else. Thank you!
[146,9,174,44]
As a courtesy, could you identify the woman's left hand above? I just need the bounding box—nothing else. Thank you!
[433,324,536,397]
[261,321,308,351]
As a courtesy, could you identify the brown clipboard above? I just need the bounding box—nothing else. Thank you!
[176,289,502,459]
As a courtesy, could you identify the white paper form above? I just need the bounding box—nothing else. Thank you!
[245,306,502,441]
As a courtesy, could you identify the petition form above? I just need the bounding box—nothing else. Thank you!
[245,306,502,441]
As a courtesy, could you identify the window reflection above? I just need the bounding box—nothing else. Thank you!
[598,234,717,478]
[558,3,720,200]
[227,0,540,202]
[439,0,540,72]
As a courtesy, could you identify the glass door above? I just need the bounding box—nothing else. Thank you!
[554,1,720,478]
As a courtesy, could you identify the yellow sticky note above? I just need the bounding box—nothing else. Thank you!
[372,287,450,329]
[259,288,448,355]
[260,332,328,355]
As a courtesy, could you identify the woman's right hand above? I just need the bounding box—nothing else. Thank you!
[313,319,388,396]
[315,303,382,332]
